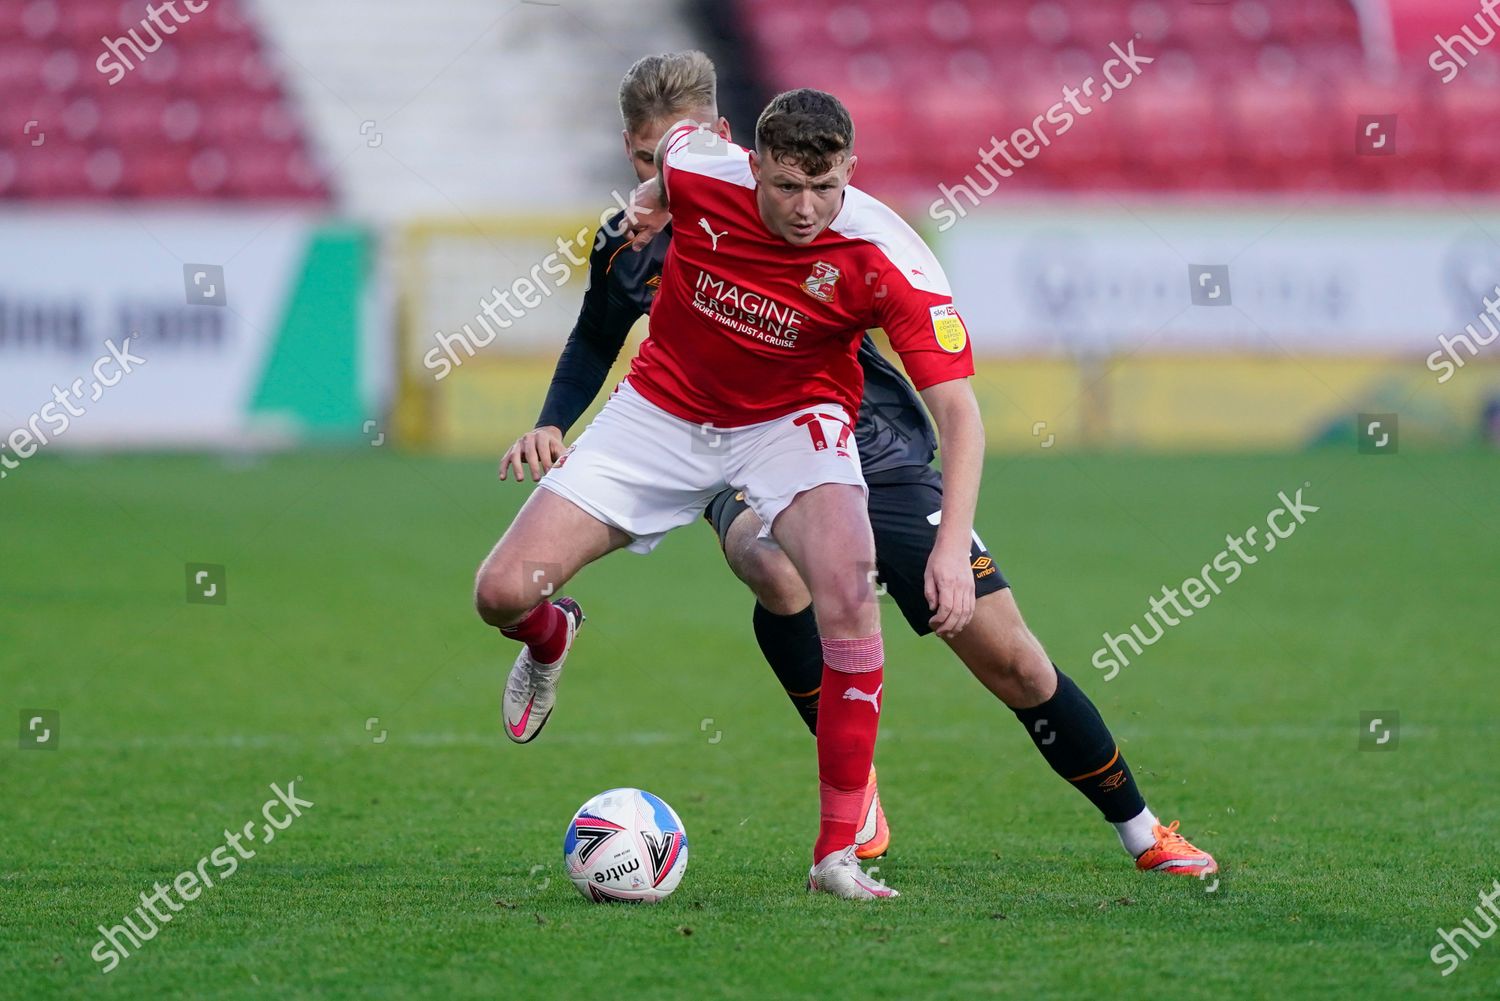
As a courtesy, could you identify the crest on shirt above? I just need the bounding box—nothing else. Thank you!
[800,261,841,303]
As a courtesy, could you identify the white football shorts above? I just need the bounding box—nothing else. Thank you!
[537,379,865,554]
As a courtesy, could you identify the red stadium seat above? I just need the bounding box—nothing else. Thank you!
[177,43,273,93]
[94,91,171,141]
[1170,1,1239,48]
[1068,3,1129,42]
[198,98,300,145]
[923,0,980,45]
[4,93,65,148]
[13,144,95,198]
[1119,82,1231,188]
[1297,40,1368,80]
[1288,0,1360,41]
[750,7,821,54]
[58,96,104,143]
[1435,81,1500,191]
[0,0,326,203]
[837,90,917,187]
[119,146,201,198]
[0,151,19,195]
[971,4,1028,45]
[911,85,1009,165]
[223,143,326,199]
[1127,1,1174,48]
[54,2,129,44]
[0,45,49,90]
[1226,80,1338,188]
[736,0,1497,194]
[0,4,29,40]
[1025,2,1076,48]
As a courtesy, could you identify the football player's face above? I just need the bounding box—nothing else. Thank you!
[623,112,730,184]
[750,151,856,246]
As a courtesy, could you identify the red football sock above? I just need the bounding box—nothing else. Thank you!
[499,601,567,663]
[814,633,884,862]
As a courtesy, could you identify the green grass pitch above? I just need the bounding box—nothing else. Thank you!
[3,449,1497,999]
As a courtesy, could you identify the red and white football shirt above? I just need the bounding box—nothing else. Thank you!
[625,122,974,428]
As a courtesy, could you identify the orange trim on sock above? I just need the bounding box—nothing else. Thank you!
[1066,746,1119,783]
[786,686,821,698]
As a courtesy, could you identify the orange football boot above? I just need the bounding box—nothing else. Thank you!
[854,766,890,860]
[1134,820,1217,876]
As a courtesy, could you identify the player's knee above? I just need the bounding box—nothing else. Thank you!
[807,569,878,635]
[473,560,529,627]
[992,632,1050,685]
[730,542,808,615]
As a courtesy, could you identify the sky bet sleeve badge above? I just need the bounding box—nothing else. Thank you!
[929,303,968,352]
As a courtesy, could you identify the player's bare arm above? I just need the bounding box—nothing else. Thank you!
[918,378,985,637]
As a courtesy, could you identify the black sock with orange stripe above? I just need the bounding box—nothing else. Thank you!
[1011,667,1146,823]
[752,602,822,736]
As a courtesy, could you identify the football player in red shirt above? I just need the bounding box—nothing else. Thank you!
[502,54,1217,885]
[476,87,987,898]
[625,83,1214,882]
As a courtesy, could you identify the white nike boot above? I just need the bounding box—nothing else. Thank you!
[808,846,899,899]
[502,597,584,743]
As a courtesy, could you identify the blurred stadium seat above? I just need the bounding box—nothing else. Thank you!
[8,0,1492,206]
[737,0,1500,197]
[0,0,326,201]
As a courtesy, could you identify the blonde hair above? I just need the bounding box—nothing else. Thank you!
[618,50,718,134]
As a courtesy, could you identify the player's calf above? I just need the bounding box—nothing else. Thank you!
[946,590,1217,869]
[951,594,1151,837]
[751,601,822,735]
[942,590,1055,707]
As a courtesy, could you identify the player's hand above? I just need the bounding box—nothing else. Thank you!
[624,180,668,251]
[924,538,976,637]
[499,426,565,482]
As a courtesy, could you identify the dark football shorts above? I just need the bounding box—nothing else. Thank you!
[703,464,1010,637]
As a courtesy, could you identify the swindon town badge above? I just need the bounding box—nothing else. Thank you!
[800,261,841,302]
